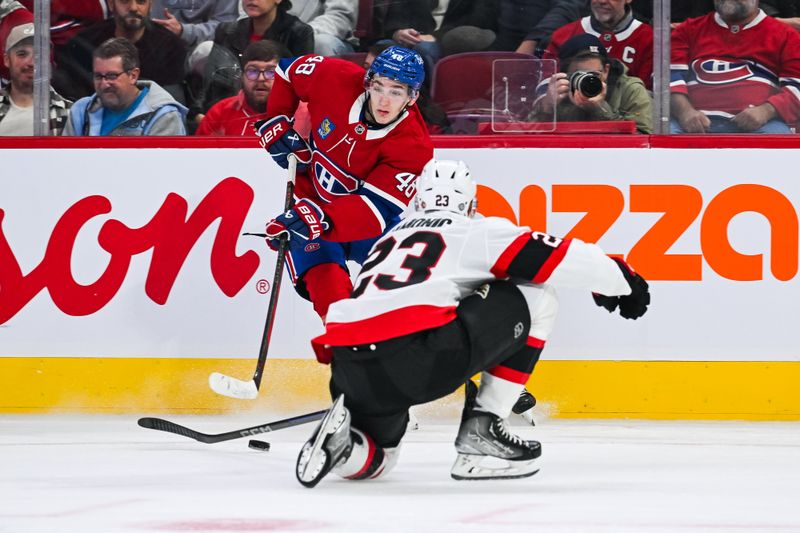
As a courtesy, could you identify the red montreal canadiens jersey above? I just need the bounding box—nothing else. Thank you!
[546,16,653,89]
[266,55,434,243]
[313,212,632,348]
[671,11,800,122]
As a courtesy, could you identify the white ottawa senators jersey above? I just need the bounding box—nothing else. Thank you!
[266,55,434,243]
[670,10,800,122]
[313,211,633,347]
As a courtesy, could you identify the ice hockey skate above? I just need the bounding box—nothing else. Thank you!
[451,406,541,480]
[296,394,353,488]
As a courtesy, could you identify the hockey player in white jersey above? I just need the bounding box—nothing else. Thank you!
[296,159,651,487]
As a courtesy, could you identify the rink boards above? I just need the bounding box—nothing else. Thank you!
[1,136,799,418]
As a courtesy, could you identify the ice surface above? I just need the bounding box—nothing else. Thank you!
[2,414,800,533]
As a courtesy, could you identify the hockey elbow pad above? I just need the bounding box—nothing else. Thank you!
[254,115,312,171]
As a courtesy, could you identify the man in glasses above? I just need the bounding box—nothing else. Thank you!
[63,37,187,135]
[196,40,309,136]
[253,46,433,345]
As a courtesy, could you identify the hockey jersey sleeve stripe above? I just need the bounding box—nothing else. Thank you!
[492,233,571,283]
[324,194,388,241]
[362,182,408,212]
[531,239,570,283]
[360,195,387,234]
[313,305,457,346]
[276,57,301,82]
[488,365,530,385]
[490,232,530,278]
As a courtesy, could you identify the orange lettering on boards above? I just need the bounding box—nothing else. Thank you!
[475,183,799,282]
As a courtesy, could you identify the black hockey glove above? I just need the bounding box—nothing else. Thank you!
[592,257,650,320]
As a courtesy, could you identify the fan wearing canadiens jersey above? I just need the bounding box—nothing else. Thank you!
[546,0,653,90]
[254,46,433,323]
[293,160,651,488]
[670,0,800,133]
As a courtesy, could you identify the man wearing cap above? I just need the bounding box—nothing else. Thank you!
[530,33,652,133]
[0,23,72,135]
[545,0,653,90]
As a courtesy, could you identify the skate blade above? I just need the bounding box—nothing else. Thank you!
[296,396,347,488]
[450,453,540,481]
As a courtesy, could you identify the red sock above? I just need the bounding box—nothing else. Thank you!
[304,263,353,321]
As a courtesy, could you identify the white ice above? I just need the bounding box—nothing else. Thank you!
[2,412,800,533]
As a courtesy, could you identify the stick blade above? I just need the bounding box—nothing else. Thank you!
[209,372,259,400]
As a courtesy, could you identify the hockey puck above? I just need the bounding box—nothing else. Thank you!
[248,439,271,451]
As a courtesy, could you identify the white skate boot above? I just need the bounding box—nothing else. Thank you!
[296,395,353,488]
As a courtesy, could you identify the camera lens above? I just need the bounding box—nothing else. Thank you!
[568,71,603,98]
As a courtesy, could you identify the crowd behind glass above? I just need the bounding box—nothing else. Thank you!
[1,0,797,136]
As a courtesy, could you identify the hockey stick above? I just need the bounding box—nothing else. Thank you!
[208,156,297,399]
[137,409,325,444]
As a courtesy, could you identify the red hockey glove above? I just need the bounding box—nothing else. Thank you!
[592,257,650,320]
[254,115,312,171]
[264,199,330,250]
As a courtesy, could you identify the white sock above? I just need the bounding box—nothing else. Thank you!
[475,372,523,418]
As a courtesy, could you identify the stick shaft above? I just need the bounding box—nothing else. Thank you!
[252,156,298,389]
[138,409,326,444]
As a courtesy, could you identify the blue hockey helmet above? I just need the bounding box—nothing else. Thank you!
[365,46,425,94]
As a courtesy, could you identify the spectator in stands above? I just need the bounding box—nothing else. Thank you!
[373,1,502,86]
[507,0,586,55]
[214,0,313,61]
[55,0,187,103]
[0,23,71,135]
[670,0,800,134]
[0,0,29,81]
[289,0,356,56]
[1,1,109,87]
[196,40,310,136]
[530,33,652,133]
[63,37,187,135]
[546,0,653,90]
[631,0,714,27]
[151,0,239,47]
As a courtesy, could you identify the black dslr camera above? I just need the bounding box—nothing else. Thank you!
[568,71,603,98]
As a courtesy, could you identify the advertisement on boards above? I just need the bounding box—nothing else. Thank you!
[0,146,797,362]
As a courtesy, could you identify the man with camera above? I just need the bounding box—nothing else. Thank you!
[530,33,652,133]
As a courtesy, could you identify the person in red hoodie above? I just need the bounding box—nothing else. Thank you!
[196,40,310,136]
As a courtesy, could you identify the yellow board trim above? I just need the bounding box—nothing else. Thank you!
[2,358,800,420]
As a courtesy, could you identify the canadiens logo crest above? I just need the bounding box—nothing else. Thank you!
[318,117,336,139]
[304,243,321,252]
[311,151,361,202]
[691,59,754,85]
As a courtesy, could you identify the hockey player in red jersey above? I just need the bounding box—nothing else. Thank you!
[546,0,653,89]
[295,159,651,487]
[254,46,434,329]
